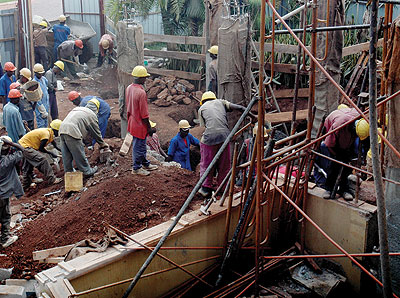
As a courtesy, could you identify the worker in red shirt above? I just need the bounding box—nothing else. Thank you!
[126,66,158,176]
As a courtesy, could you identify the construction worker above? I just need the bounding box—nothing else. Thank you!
[208,46,218,95]
[166,120,199,171]
[146,121,168,159]
[2,89,25,142]
[0,62,17,106]
[45,61,64,120]
[0,136,23,248]
[59,99,109,177]
[97,34,114,67]
[197,91,247,197]
[127,66,158,176]
[18,120,63,189]
[33,64,50,128]
[33,21,49,70]
[57,39,84,79]
[321,108,370,200]
[16,69,36,131]
[68,91,111,143]
[52,14,70,58]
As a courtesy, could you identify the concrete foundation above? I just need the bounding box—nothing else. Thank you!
[35,188,377,298]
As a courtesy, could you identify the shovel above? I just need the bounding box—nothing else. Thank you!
[61,58,89,74]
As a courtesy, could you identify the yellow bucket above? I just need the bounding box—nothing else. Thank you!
[65,171,83,192]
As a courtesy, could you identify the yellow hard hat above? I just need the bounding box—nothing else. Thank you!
[131,66,150,77]
[178,119,191,130]
[337,104,349,110]
[50,119,62,130]
[19,68,32,80]
[149,120,156,128]
[355,119,370,140]
[33,63,45,74]
[253,125,269,137]
[39,21,48,28]
[200,91,216,105]
[59,15,66,22]
[101,39,110,50]
[88,98,100,110]
[54,60,65,71]
[208,45,218,55]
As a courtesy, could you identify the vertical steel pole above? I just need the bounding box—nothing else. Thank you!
[205,0,211,90]
[369,1,393,297]
[307,0,317,140]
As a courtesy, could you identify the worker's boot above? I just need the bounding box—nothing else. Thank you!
[342,192,354,201]
[198,186,212,197]
[143,164,158,171]
[132,168,150,176]
[84,166,98,178]
[322,190,331,200]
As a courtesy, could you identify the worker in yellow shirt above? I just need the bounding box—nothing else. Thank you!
[18,119,63,189]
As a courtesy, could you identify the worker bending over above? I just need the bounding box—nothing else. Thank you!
[127,66,158,176]
[167,120,199,171]
[18,120,63,189]
[59,99,109,177]
[207,46,218,95]
[33,21,49,70]
[57,40,83,79]
[45,61,64,121]
[0,62,17,106]
[321,108,370,200]
[33,64,50,128]
[68,91,111,143]
[52,15,70,58]
[197,91,248,197]
[0,136,23,248]
[2,89,25,142]
[97,34,114,67]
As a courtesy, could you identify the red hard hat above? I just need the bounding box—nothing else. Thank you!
[68,91,81,101]
[75,39,83,49]
[4,62,17,72]
[8,89,22,99]
[9,82,20,90]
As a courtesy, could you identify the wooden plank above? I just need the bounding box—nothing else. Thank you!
[265,109,308,124]
[119,132,133,156]
[342,38,383,57]
[147,67,201,80]
[33,244,74,261]
[144,33,205,46]
[251,61,307,75]
[273,88,309,98]
[45,257,65,264]
[144,49,205,62]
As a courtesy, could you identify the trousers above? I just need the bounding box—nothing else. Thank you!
[200,142,231,189]
[0,198,10,243]
[48,91,58,120]
[132,136,149,170]
[61,134,92,175]
[22,148,56,188]
[34,46,48,70]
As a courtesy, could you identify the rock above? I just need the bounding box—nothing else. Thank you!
[147,86,161,99]
[175,95,186,104]
[176,84,185,94]
[167,81,174,90]
[138,212,146,220]
[194,90,203,100]
[182,97,191,105]
[166,95,173,102]
[178,79,195,92]
[157,88,169,100]
[153,99,171,107]
[170,88,177,95]
[0,268,12,281]
[22,209,36,217]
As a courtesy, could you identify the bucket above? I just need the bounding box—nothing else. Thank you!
[64,171,83,192]
[23,80,43,102]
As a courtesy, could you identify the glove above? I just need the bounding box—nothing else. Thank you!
[41,111,49,119]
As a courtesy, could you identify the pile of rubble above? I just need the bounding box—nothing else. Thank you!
[145,76,203,107]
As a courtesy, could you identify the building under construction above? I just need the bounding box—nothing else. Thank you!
[2,0,400,297]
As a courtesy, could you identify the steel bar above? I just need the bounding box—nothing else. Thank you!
[275,129,306,146]
[369,0,393,296]
[311,150,400,186]
[263,173,398,297]
[272,23,388,35]
[307,0,317,141]
[262,252,400,259]
[70,256,219,297]
[107,224,212,288]
[275,1,311,24]
[122,96,257,297]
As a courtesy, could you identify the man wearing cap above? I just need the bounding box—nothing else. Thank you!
[33,21,49,70]
[146,121,168,159]
[97,34,114,67]
[127,65,158,176]
[16,69,36,131]
[2,89,25,142]
[0,62,17,106]
[45,61,64,120]
[18,120,63,189]
[57,40,84,79]
[68,91,111,142]
[207,46,218,94]
[167,120,199,171]
[197,91,247,197]
[0,136,24,248]
[59,100,109,177]
[53,15,70,58]
[320,107,370,200]
[33,64,50,128]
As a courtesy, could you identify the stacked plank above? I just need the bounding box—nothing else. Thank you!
[145,76,202,107]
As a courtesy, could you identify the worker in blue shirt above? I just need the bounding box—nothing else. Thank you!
[52,15,70,58]
[0,62,17,107]
[68,91,111,142]
[167,120,199,171]
[33,64,50,128]
[3,89,26,142]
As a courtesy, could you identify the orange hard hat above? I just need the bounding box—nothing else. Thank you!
[8,89,22,99]
[9,82,20,90]
[75,39,83,49]
[68,91,81,101]
[4,62,16,72]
